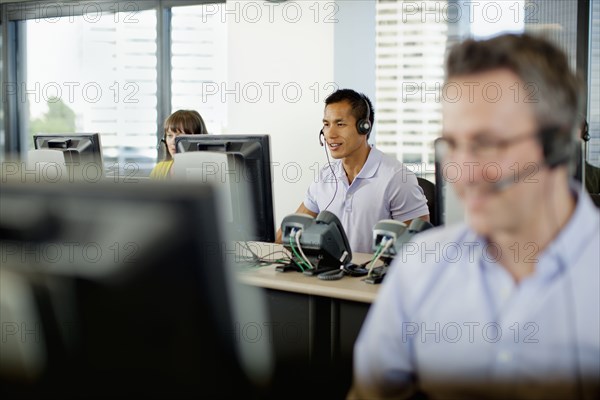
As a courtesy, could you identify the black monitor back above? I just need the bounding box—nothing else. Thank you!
[0,181,268,399]
[33,133,104,175]
[175,134,275,242]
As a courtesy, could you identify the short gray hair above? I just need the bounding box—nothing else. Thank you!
[445,33,581,136]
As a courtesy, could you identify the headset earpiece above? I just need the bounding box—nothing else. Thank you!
[539,126,573,169]
[156,137,167,151]
[356,95,372,136]
[581,119,590,142]
[319,129,325,146]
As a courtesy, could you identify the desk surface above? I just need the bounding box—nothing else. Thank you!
[235,242,381,303]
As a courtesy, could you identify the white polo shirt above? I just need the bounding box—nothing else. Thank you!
[304,147,429,253]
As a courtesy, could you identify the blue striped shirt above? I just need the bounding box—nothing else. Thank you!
[354,186,600,398]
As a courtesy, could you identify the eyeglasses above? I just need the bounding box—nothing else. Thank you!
[434,132,539,160]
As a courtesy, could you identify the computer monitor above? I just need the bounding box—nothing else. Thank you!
[174,134,275,242]
[32,133,104,180]
[0,180,272,398]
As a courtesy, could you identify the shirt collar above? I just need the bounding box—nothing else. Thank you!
[331,146,382,180]
[355,146,382,180]
[541,181,599,273]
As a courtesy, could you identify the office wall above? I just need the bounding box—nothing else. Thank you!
[226,1,335,229]
[334,0,376,141]
[227,0,376,230]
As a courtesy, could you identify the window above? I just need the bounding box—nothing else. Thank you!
[171,4,227,133]
[0,28,3,160]
[375,0,450,178]
[3,1,226,176]
[589,0,600,166]
[402,153,422,164]
[375,0,590,174]
[25,10,158,175]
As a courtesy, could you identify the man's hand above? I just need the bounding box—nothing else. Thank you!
[402,214,430,227]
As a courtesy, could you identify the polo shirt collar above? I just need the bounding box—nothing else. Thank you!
[332,146,382,180]
[355,146,382,180]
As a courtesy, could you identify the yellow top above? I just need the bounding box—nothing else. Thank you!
[149,160,174,180]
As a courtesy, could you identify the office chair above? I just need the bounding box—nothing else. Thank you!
[417,177,439,226]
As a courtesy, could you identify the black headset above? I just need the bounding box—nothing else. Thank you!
[157,138,166,151]
[319,93,372,146]
[538,126,575,169]
[580,118,590,142]
[356,94,372,136]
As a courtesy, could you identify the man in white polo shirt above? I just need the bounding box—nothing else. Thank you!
[276,89,429,253]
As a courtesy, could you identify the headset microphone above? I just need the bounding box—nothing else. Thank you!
[487,162,541,193]
[487,126,573,193]
[319,128,338,211]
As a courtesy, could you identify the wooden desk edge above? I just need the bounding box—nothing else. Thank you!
[237,271,378,303]
[234,242,380,303]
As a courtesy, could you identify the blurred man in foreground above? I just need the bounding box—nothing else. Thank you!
[351,33,600,399]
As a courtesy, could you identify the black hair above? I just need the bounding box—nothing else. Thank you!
[325,89,374,139]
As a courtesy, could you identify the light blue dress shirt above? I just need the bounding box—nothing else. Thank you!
[304,147,429,253]
[353,186,600,398]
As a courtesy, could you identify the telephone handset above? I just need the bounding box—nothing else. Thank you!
[314,210,352,264]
